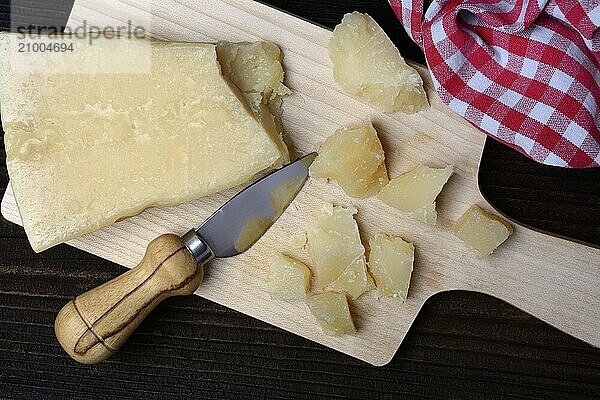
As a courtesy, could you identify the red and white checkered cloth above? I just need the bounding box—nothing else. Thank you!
[390,0,600,167]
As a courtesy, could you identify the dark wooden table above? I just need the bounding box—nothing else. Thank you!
[1,1,599,399]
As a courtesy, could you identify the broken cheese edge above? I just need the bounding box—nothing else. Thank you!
[0,35,288,252]
[378,165,453,224]
[368,234,415,301]
[267,253,311,300]
[329,12,428,113]
[454,205,513,259]
[307,291,356,336]
[307,203,372,298]
[217,41,291,108]
[310,120,389,198]
[328,259,375,300]
[217,41,290,164]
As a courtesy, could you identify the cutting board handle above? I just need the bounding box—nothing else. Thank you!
[54,234,204,364]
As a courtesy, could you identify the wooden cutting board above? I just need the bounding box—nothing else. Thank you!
[2,0,599,366]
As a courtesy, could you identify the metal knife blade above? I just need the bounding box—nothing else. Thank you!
[193,153,316,258]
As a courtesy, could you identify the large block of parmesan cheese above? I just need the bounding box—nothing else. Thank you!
[0,35,287,252]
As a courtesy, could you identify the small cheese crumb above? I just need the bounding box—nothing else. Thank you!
[289,232,308,249]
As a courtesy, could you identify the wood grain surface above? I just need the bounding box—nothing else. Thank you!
[1,0,599,398]
[4,0,600,365]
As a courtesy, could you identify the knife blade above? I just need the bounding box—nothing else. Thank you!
[187,152,316,259]
[54,153,316,364]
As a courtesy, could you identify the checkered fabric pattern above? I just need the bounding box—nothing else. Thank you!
[390,0,600,167]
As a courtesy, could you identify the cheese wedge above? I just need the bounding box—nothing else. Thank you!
[0,35,288,252]
[329,12,428,113]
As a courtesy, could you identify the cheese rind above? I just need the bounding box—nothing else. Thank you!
[307,204,370,299]
[378,165,453,224]
[310,120,388,198]
[454,205,513,258]
[0,36,288,252]
[329,12,428,113]
[267,253,311,300]
[307,291,356,336]
[368,234,415,301]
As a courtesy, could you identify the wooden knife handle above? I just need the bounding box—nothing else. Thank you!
[54,234,204,364]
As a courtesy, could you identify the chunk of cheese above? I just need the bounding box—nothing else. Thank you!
[329,260,375,300]
[217,41,290,110]
[454,205,513,259]
[267,253,311,300]
[289,232,308,249]
[0,35,288,252]
[378,165,453,224]
[310,120,388,198]
[329,12,428,113]
[368,234,415,301]
[307,291,356,336]
[307,204,371,298]
[217,41,290,162]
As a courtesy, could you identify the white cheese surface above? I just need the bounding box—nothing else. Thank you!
[0,36,286,252]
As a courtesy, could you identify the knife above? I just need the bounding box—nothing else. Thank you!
[54,153,317,364]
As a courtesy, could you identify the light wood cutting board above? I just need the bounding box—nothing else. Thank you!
[2,0,599,366]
